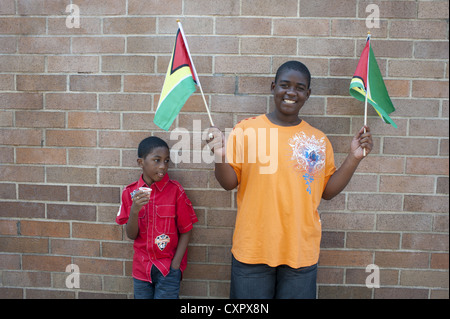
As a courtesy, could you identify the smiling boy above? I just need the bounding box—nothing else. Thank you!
[207,61,373,299]
[116,136,198,299]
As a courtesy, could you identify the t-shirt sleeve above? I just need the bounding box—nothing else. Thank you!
[175,189,198,233]
[116,188,131,225]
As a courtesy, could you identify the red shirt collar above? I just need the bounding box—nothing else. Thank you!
[137,173,169,192]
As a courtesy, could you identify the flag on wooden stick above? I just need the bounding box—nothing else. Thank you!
[154,20,214,131]
[350,33,397,129]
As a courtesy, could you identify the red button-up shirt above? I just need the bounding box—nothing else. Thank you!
[116,174,197,282]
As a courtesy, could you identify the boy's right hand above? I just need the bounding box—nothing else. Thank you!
[131,190,150,214]
[207,127,226,162]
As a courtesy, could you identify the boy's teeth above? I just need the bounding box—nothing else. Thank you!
[284,100,295,104]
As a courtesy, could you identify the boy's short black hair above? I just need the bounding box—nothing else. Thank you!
[274,61,311,88]
[138,136,169,159]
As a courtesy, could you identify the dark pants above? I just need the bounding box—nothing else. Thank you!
[133,266,181,299]
[230,255,317,299]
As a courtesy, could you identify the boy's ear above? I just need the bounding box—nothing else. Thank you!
[137,158,144,168]
[270,81,275,93]
[306,87,312,100]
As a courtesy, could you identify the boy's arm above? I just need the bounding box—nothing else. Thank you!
[208,127,238,190]
[322,126,373,200]
[170,230,191,270]
[126,190,150,240]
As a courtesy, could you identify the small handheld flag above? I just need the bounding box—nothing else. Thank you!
[154,20,214,131]
[350,33,397,129]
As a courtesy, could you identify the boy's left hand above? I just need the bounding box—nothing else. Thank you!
[351,125,373,160]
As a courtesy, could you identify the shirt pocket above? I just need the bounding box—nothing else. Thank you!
[155,205,176,234]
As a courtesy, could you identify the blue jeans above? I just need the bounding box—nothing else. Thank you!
[133,266,181,299]
[230,255,317,299]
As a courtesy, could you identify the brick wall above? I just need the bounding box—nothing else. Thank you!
[0,0,448,299]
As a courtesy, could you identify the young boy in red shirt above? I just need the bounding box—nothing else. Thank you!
[116,136,198,299]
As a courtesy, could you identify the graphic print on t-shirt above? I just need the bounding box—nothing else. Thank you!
[288,132,326,194]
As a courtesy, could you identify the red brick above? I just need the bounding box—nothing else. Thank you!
[375,252,429,268]
[76,0,126,15]
[18,37,70,54]
[0,56,45,72]
[51,239,100,257]
[19,184,67,202]
[47,204,97,221]
[418,1,450,19]
[401,270,449,288]
[241,37,297,55]
[0,93,43,110]
[70,186,120,204]
[0,17,46,35]
[103,17,156,34]
[274,19,329,36]
[402,233,449,252]
[72,37,125,54]
[0,128,42,146]
[2,271,50,288]
[68,111,120,129]
[17,75,66,91]
[16,148,66,165]
[380,175,435,194]
[301,0,356,17]
[0,237,48,254]
[185,0,240,16]
[70,75,121,92]
[23,255,71,272]
[17,0,67,15]
[404,195,448,213]
[15,111,65,128]
[47,56,99,73]
[73,222,122,240]
[46,167,97,184]
[347,194,403,211]
[46,130,97,147]
[0,166,44,183]
[216,18,271,35]
[68,148,120,166]
[390,20,448,39]
[101,56,154,73]
[319,250,373,267]
[0,220,18,235]
[45,93,97,110]
[73,257,123,275]
[128,0,182,15]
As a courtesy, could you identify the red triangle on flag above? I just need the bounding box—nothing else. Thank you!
[170,29,197,83]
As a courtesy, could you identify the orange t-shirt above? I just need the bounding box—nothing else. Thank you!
[226,115,336,268]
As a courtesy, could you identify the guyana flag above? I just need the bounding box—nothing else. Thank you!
[350,35,397,128]
[154,23,198,131]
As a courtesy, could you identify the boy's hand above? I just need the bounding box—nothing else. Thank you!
[351,125,373,160]
[207,127,226,162]
[131,190,150,214]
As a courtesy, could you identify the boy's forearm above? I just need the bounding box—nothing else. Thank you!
[322,154,361,200]
[171,230,191,269]
[125,208,140,240]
